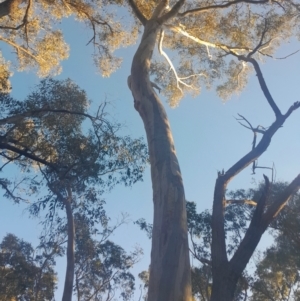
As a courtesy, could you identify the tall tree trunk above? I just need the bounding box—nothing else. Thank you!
[62,197,75,301]
[129,19,192,301]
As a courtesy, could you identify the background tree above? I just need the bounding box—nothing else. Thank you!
[0,233,56,301]
[0,78,148,301]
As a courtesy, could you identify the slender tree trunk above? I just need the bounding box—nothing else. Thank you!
[62,197,75,301]
[129,19,192,301]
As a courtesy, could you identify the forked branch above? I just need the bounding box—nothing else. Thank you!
[158,29,204,94]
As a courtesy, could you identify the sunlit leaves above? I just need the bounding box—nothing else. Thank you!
[145,0,300,105]
[0,0,141,84]
[0,53,11,92]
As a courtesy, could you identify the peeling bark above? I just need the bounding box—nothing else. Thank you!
[128,19,192,301]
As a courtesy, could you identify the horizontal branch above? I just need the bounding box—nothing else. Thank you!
[166,24,251,54]
[179,0,268,17]
[0,141,56,170]
[225,199,257,206]
[0,108,100,126]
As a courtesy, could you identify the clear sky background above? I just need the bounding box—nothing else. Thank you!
[0,15,300,300]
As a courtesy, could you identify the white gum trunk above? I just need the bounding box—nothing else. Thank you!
[129,20,192,301]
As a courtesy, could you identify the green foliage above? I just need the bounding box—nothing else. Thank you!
[0,233,56,301]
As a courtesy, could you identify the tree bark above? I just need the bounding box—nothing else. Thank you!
[62,197,75,301]
[129,19,192,301]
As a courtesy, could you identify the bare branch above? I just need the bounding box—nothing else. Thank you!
[247,19,268,58]
[178,0,269,17]
[127,0,147,25]
[235,56,282,118]
[225,199,257,206]
[274,49,300,60]
[0,178,26,203]
[0,153,21,171]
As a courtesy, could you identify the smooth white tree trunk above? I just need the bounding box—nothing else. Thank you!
[129,20,192,301]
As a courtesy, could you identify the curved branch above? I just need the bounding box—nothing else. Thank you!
[0,108,101,126]
[178,0,269,17]
[243,57,282,117]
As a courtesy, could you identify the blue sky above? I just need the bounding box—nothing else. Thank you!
[1,15,300,300]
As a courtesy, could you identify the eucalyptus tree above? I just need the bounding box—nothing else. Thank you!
[2,0,300,300]
[0,78,148,301]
